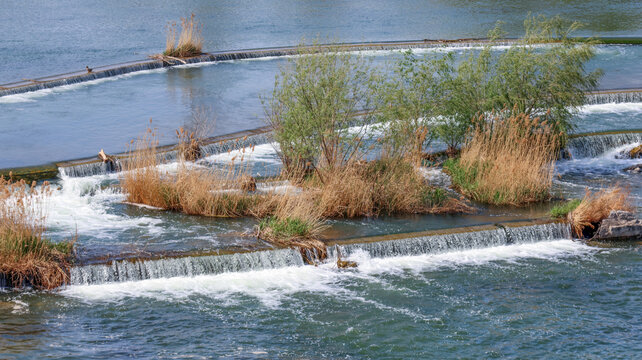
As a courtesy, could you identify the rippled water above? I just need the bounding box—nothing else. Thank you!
[2,2,641,358]
[1,240,639,358]
[2,0,641,83]
[1,45,641,168]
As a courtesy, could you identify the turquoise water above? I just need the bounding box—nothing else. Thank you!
[1,240,639,358]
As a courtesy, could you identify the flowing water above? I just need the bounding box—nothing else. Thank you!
[1,2,642,358]
[1,45,642,168]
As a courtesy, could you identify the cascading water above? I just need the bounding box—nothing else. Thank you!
[0,40,521,98]
[70,248,305,285]
[69,223,570,286]
[585,91,642,104]
[327,223,570,260]
[566,133,642,158]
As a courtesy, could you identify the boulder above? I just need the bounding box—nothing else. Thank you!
[592,210,642,241]
[630,144,642,159]
[623,163,642,174]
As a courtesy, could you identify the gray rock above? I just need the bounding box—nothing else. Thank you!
[623,163,642,174]
[593,210,642,241]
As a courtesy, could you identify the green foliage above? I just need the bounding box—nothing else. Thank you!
[259,216,313,240]
[421,187,447,207]
[384,14,601,152]
[262,43,379,177]
[550,199,581,218]
[375,50,437,159]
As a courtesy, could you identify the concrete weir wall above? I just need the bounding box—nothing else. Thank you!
[0,38,518,98]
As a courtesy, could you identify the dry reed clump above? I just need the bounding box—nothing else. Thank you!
[568,186,633,238]
[445,113,560,206]
[120,126,263,217]
[307,159,471,217]
[256,192,327,264]
[0,177,74,289]
[163,13,203,58]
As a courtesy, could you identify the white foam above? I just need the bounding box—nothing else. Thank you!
[0,67,168,103]
[578,102,642,115]
[44,175,163,239]
[61,239,596,305]
[201,142,281,164]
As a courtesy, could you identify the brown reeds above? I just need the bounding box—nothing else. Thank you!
[256,192,327,263]
[0,177,74,289]
[163,13,203,58]
[120,126,262,217]
[307,158,471,217]
[568,186,633,238]
[446,112,560,205]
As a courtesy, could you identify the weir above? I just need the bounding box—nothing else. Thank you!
[1,39,520,98]
[585,89,642,104]
[566,131,642,158]
[69,221,570,286]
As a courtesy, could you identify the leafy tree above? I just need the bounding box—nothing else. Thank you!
[262,44,378,181]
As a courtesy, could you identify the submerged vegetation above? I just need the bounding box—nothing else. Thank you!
[0,177,74,289]
[163,13,203,58]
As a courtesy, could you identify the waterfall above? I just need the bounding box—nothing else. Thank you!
[566,133,642,158]
[327,223,570,260]
[70,248,305,285]
[199,132,271,157]
[585,91,642,105]
[67,222,570,286]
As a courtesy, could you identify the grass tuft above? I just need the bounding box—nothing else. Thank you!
[568,186,633,238]
[0,177,74,289]
[163,13,203,58]
[549,199,581,218]
[444,113,560,206]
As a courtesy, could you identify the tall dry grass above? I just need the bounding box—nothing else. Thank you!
[306,159,471,217]
[568,186,633,238]
[447,113,560,205]
[0,177,74,289]
[163,13,203,58]
[256,192,327,263]
[120,126,262,217]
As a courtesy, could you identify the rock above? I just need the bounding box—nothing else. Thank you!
[593,210,642,241]
[630,144,642,159]
[623,163,642,174]
[337,258,357,269]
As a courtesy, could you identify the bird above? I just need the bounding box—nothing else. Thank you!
[86,66,93,73]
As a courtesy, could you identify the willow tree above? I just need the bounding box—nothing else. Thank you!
[384,14,602,154]
[262,45,379,181]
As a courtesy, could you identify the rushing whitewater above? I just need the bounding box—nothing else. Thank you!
[69,223,571,285]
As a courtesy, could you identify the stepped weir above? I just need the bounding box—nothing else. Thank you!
[70,221,569,286]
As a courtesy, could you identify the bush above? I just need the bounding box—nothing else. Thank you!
[262,43,379,179]
[550,199,581,218]
[386,14,601,151]
[121,126,262,217]
[312,159,471,217]
[569,186,633,238]
[444,113,560,205]
[0,177,74,289]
